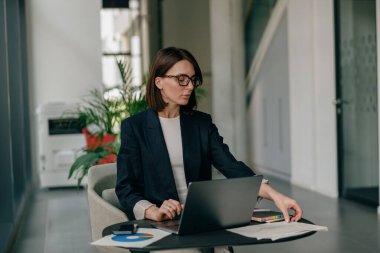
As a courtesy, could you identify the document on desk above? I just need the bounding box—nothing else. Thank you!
[91,228,170,248]
[227,222,328,241]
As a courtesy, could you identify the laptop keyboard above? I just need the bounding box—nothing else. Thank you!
[159,219,180,227]
[151,216,181,230]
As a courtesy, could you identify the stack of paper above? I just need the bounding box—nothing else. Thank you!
[91,228,170,248]
[227,221,328,241]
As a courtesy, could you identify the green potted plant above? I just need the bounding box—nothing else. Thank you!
[68,58,147,186]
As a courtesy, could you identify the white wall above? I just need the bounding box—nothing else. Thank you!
[287,0,338,197]
[26,0,103,186]
[26,0,102,107]
[247,12,291,179]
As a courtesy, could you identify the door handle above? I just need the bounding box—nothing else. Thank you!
[333,98,349,106]
[333,99,342,106]
[333,98,350,114]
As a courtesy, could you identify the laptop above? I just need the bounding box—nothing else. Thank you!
[151,175,263,235]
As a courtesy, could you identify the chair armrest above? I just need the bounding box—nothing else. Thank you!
[87,187,128,241]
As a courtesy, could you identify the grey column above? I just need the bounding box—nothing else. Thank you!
[210,0,247,162]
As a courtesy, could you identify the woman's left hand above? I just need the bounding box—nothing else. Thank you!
[259,183,303,222]
[272,193,302,222]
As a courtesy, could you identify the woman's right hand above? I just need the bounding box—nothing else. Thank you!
[145,199,182,221]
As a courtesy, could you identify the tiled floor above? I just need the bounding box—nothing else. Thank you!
[10,188,95,253]
[9,177,380,253]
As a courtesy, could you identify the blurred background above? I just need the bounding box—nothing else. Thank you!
[1,0,380,252]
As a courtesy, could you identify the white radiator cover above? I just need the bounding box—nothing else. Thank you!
[36,102,86,188]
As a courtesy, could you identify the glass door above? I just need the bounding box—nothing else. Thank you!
[336,0,379,206]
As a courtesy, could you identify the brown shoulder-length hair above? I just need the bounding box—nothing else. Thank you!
[146,47,203,112]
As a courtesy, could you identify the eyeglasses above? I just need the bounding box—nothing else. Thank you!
[161,74,202,87]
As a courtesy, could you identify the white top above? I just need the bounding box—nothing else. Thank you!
[133,115,188,219]
[158,115,188,203]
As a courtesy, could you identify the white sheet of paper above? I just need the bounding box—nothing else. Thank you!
[91,228,170,248]
[227,221,328,241]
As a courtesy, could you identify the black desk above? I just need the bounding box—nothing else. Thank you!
[102,216,316,251]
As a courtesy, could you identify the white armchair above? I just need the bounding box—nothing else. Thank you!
[87,163,129,253]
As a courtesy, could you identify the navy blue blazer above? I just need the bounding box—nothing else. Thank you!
[116,109,255,220]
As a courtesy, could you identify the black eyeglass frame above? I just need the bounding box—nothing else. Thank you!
[161,74,202,87]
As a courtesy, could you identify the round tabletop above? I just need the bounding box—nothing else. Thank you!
[102,214,316,251]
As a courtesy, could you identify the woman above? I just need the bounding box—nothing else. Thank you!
[116,47,302,225]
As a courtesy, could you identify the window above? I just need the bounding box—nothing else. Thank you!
[101,0,142,89]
